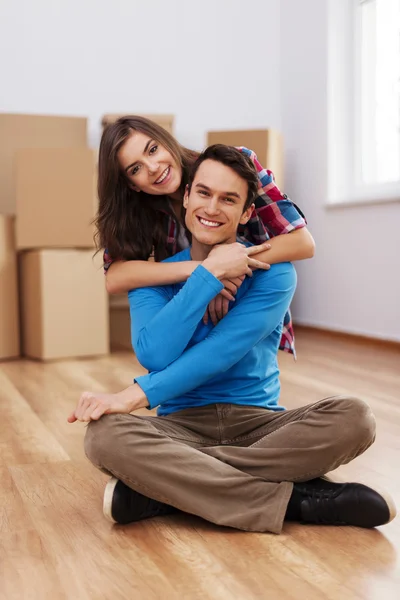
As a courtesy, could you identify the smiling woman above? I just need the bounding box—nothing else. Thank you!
[95,115,315,351]
[118,131,183,197]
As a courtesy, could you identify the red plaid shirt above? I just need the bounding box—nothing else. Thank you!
[104,146,307,357]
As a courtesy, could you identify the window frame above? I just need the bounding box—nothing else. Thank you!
[327,0,400,207]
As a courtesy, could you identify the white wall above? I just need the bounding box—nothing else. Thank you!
[1,0,398,341]
[280,0,400,341]
[0,0,282,149]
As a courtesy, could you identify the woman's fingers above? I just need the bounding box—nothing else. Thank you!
[246,242,271,256]
[248,258,271,271]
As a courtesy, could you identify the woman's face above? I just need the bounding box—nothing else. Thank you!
[118,131,182,196]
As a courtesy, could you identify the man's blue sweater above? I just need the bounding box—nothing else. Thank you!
[128,248,297,416]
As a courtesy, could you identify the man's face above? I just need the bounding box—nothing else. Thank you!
[183,159,254,246]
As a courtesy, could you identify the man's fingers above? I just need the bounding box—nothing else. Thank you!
[246,242,271,256]
[230,277,244,287]
[248,258,271,271]
[222,280,238,295]
[74,397,90,421]
[221,297,230,319]
[208,300,218,326]
[82,400,100,422]
[220,288,235,301]
[215,295,224,321]
[90,405,108,421]
[203,309,209,325]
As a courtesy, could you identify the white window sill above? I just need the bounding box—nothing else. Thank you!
[326,195,400,209]
[327,181,400,208]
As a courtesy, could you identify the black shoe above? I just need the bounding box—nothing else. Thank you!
[286,478,396,528]
[103,477,177,525]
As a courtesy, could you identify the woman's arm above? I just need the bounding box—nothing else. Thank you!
[105,241,271,295]
[105,259,200,295]
[236,147,315,263]
[255,227,315,265]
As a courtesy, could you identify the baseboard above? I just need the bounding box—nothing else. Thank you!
[293,322,400,350]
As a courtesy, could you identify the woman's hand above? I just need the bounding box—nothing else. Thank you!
[203,276,245,325]
[203,242,271,280]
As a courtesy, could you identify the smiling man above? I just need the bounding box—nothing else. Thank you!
[71,145,396,533]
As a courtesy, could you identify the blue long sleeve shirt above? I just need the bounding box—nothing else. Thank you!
[128,248,297,416]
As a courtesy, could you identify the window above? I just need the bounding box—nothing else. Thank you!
[328,0,400,204]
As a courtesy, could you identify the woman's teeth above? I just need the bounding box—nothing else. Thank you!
[155,167,170,184]
[199,217,221,228]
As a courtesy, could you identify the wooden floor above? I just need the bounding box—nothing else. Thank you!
[1,328,399,600]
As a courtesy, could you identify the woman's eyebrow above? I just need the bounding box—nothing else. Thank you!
[125,140,154,172]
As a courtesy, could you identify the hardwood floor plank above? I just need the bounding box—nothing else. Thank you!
[0,329,399,599]
[0,370,69,466]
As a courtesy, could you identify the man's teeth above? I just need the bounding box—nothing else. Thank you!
[155,167,169,184]
[199,218,221,227]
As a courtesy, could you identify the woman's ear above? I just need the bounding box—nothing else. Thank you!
[239,203,255,225]
[127,181,141,192]
[183,185,189,208]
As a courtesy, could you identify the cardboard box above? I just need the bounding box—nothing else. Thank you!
[15,148,97,250]
[110,304,132,351]
[101,114,174,134]
[207,129,284,189]
[19,249,109,360]
[0,114,87,214]
[0,215,19,359]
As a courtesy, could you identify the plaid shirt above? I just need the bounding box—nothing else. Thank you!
[104,146,307,357]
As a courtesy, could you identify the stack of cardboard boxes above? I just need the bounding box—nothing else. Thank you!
[207,129,284,189]
[0,113,109,360]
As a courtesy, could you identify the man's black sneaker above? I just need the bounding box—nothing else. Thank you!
[103,477,177,525]
[286,478,396,528]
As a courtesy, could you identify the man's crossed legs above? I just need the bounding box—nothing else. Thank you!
[85,395,396,533]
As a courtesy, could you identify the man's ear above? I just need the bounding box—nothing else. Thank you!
[183,185,189,209]
[240,203,255,225]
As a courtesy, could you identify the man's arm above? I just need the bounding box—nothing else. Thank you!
[67,262,296,423]
[130,242,271,371]
[135,263,297,410]
[130,265,223,371]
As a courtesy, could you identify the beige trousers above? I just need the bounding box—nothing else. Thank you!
[85,396,376,533]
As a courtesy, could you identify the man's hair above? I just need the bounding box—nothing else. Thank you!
[187,144,258,211]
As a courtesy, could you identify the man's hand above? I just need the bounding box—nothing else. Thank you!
[67,384,149,423]
[203,242,271,280]
[204,276,245,325]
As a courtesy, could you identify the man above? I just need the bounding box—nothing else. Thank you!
[69,145,396,533]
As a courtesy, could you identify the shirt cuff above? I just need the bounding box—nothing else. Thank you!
[134,373,159,410]
[193,264,224,294]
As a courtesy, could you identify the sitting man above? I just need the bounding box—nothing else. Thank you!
[69,144,396,533]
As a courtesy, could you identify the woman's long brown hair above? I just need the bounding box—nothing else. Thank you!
[95,116,198,262]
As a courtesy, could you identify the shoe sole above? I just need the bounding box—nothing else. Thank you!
[371,484,397,525]
[322,474,397,526]
[103,477,119,524]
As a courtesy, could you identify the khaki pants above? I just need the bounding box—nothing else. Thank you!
[85,396,376,533]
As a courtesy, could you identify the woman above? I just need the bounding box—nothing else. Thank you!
[96,116,315,355]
